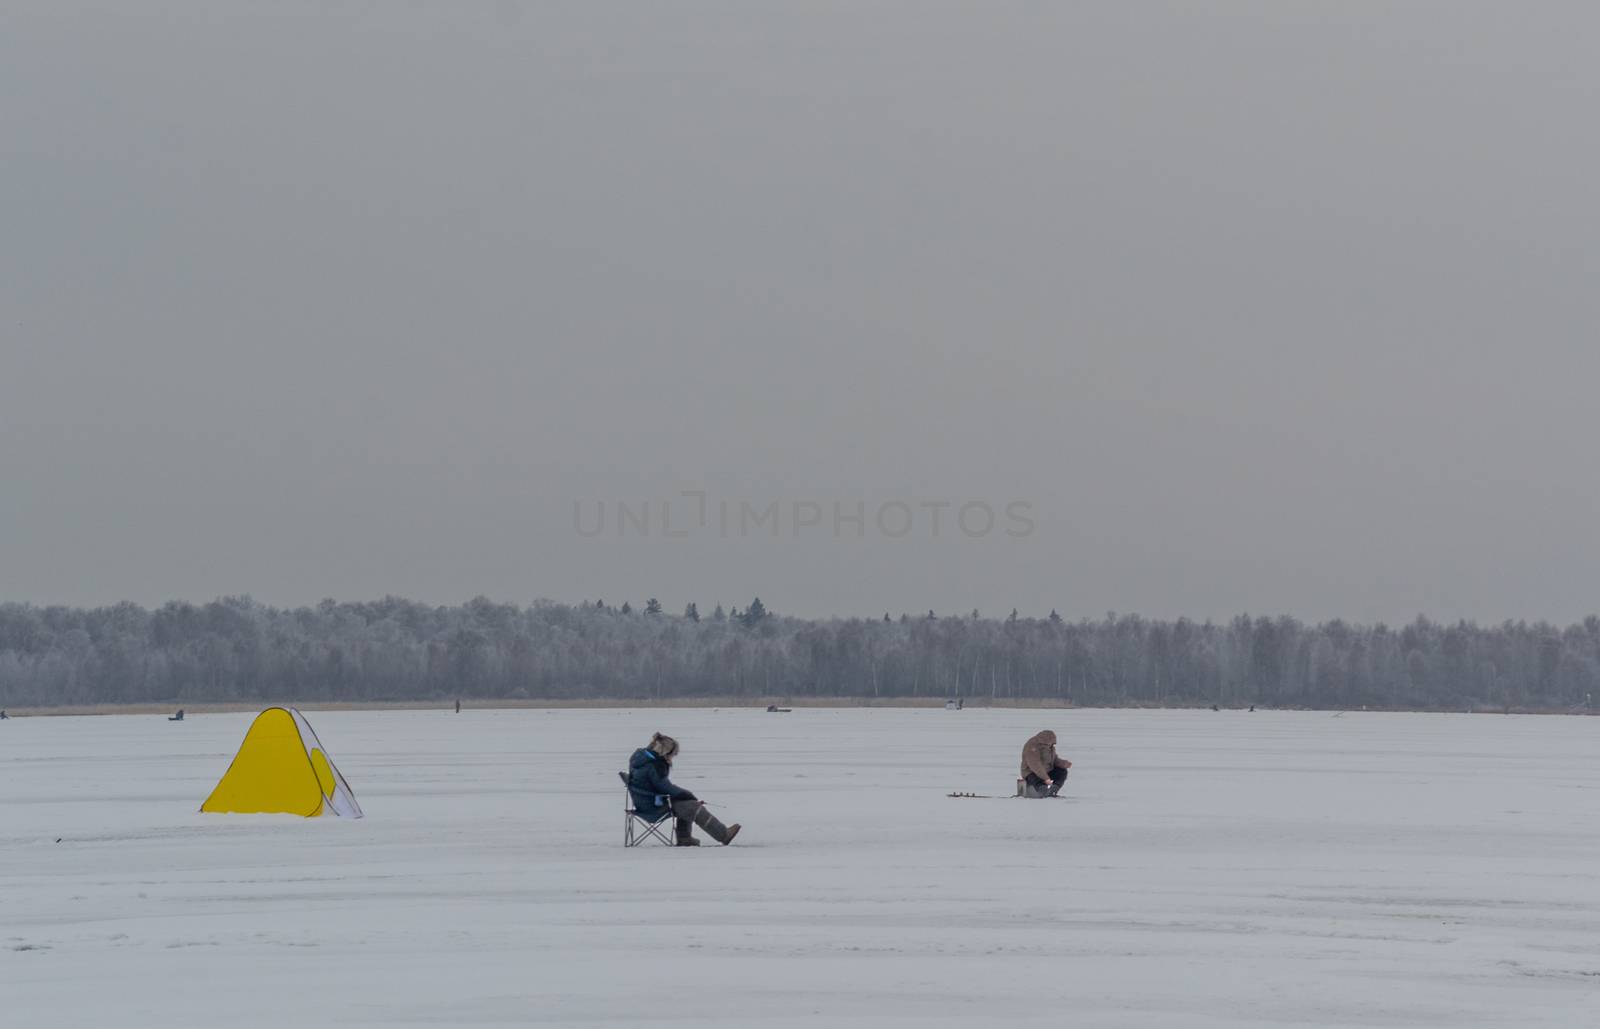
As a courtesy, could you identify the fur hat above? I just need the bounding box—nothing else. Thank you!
[647,732,680,760]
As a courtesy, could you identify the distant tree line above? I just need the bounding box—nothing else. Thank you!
[1,595,1598,711]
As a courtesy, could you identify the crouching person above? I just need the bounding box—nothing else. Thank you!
[628,732,741,846]
[1020,729,1071,798]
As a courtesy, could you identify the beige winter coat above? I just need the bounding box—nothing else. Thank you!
[1020,729,1069,779]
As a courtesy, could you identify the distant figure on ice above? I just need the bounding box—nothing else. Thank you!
[626,732,741,846]
[455,699,461,714]
[0,709,8,720]
[1019,729,1071,798]
[1210,704,1219,712]
[169,709,184,721]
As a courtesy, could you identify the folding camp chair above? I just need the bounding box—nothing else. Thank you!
[620,771,675,847]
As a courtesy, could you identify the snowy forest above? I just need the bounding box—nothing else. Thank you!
[3,596,1599,712]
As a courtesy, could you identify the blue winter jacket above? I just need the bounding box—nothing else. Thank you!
[627,748,696,822]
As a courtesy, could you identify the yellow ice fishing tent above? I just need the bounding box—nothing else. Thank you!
[200,707,363,817]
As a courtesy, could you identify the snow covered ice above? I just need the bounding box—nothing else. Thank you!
[3,708,1598,1028]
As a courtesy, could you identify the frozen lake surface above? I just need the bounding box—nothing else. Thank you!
[3,708,1598,1027]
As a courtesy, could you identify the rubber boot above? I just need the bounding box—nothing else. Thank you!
[692,804,741,845]
[674,813,699,846]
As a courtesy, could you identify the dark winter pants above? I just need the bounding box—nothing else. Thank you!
[1024,769,1067,797]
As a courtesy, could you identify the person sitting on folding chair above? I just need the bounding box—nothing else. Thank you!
[1019,729,1071,798]
[627,732,741,846]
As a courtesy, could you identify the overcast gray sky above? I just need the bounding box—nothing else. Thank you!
[3,2,1596,623]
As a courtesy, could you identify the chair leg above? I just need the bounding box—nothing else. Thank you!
[626,811,675,847]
